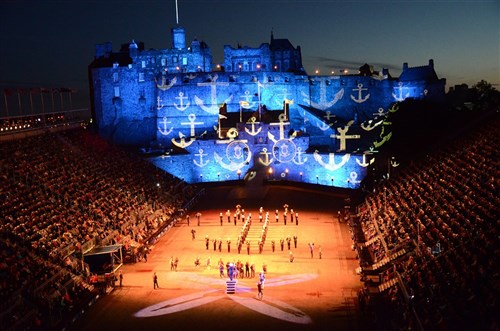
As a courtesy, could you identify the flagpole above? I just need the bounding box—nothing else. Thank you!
[17,90,22,115]
[284,101,287,121]
[51,90,55,113]
[175,0,179,25]
[239,103,242,123]
[3,90,9,117]
[218,114,227,139]
[257,81,261,122]
[29,90,33,114]
[218,115,222,139]
[40,88,45,113]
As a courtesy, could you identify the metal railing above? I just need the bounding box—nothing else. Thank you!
[0,108,90,140]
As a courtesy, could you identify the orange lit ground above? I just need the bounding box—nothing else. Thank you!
[71,184,366,331]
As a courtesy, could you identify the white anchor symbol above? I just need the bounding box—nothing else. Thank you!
[171,132,195,148]
[356,154,374,167]
[244,117,262,136]
[324,111,336,121]
[313,151,350,171]
[193,148,209,167]
[157,116,173,136]
[275,88,291,108]
[292,146,307,165]
[373,107,387,117]
[156,96,165,110]
[348,171,361,184]
[302,79,344,110]
[268,113,290,143]
[239,90,256,109]
[350,83,370,103]
[258,148,273,166]
[392,82,410,101]
[195,74,233,114]
[174,92,190,111]
[390,158,400,168]
[156,75,177,91]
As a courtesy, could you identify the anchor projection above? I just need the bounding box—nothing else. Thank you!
[89,24,446,188]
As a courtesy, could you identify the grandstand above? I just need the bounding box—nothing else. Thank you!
[1,106,498,330]
[1,124,201,330]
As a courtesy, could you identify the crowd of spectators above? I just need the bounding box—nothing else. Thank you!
[1,127,200,330]
[352,117,498,330]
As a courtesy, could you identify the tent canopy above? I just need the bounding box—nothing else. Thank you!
[84,244,123,257]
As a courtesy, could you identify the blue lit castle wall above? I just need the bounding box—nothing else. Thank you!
[89,25,446,188]
[223,43,273,72]
[90,27,212,145]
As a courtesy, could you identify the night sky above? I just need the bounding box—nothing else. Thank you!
[0,0,498,111]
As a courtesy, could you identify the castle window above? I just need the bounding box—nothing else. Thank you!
[275,61,281,71]
[243,62,249,71]
[114,86,120,97]
[161,58,166,66]
[112,62,119,69]
[138,72,145,82]
[141,60,146,68]
[113,72,119,83]
[182,57,187,65]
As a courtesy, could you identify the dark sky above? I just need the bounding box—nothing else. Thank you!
[1,0,498,110]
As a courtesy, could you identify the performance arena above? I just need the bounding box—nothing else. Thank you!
[1,106,498,331]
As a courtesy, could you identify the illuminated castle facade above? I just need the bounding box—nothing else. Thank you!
[88,26,446,187]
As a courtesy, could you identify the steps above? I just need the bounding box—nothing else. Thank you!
[245,224,264,251]
[378,278,398,292]
[226,279,237,294]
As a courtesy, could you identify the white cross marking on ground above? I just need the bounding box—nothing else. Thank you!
[134,273,317,324]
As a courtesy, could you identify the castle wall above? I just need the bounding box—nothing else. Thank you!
[92,66,444,150]
[223,44,272,72]
[89,31,446,188]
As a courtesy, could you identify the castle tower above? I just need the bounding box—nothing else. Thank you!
[172,26,186,50]
[129,40,138,57]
